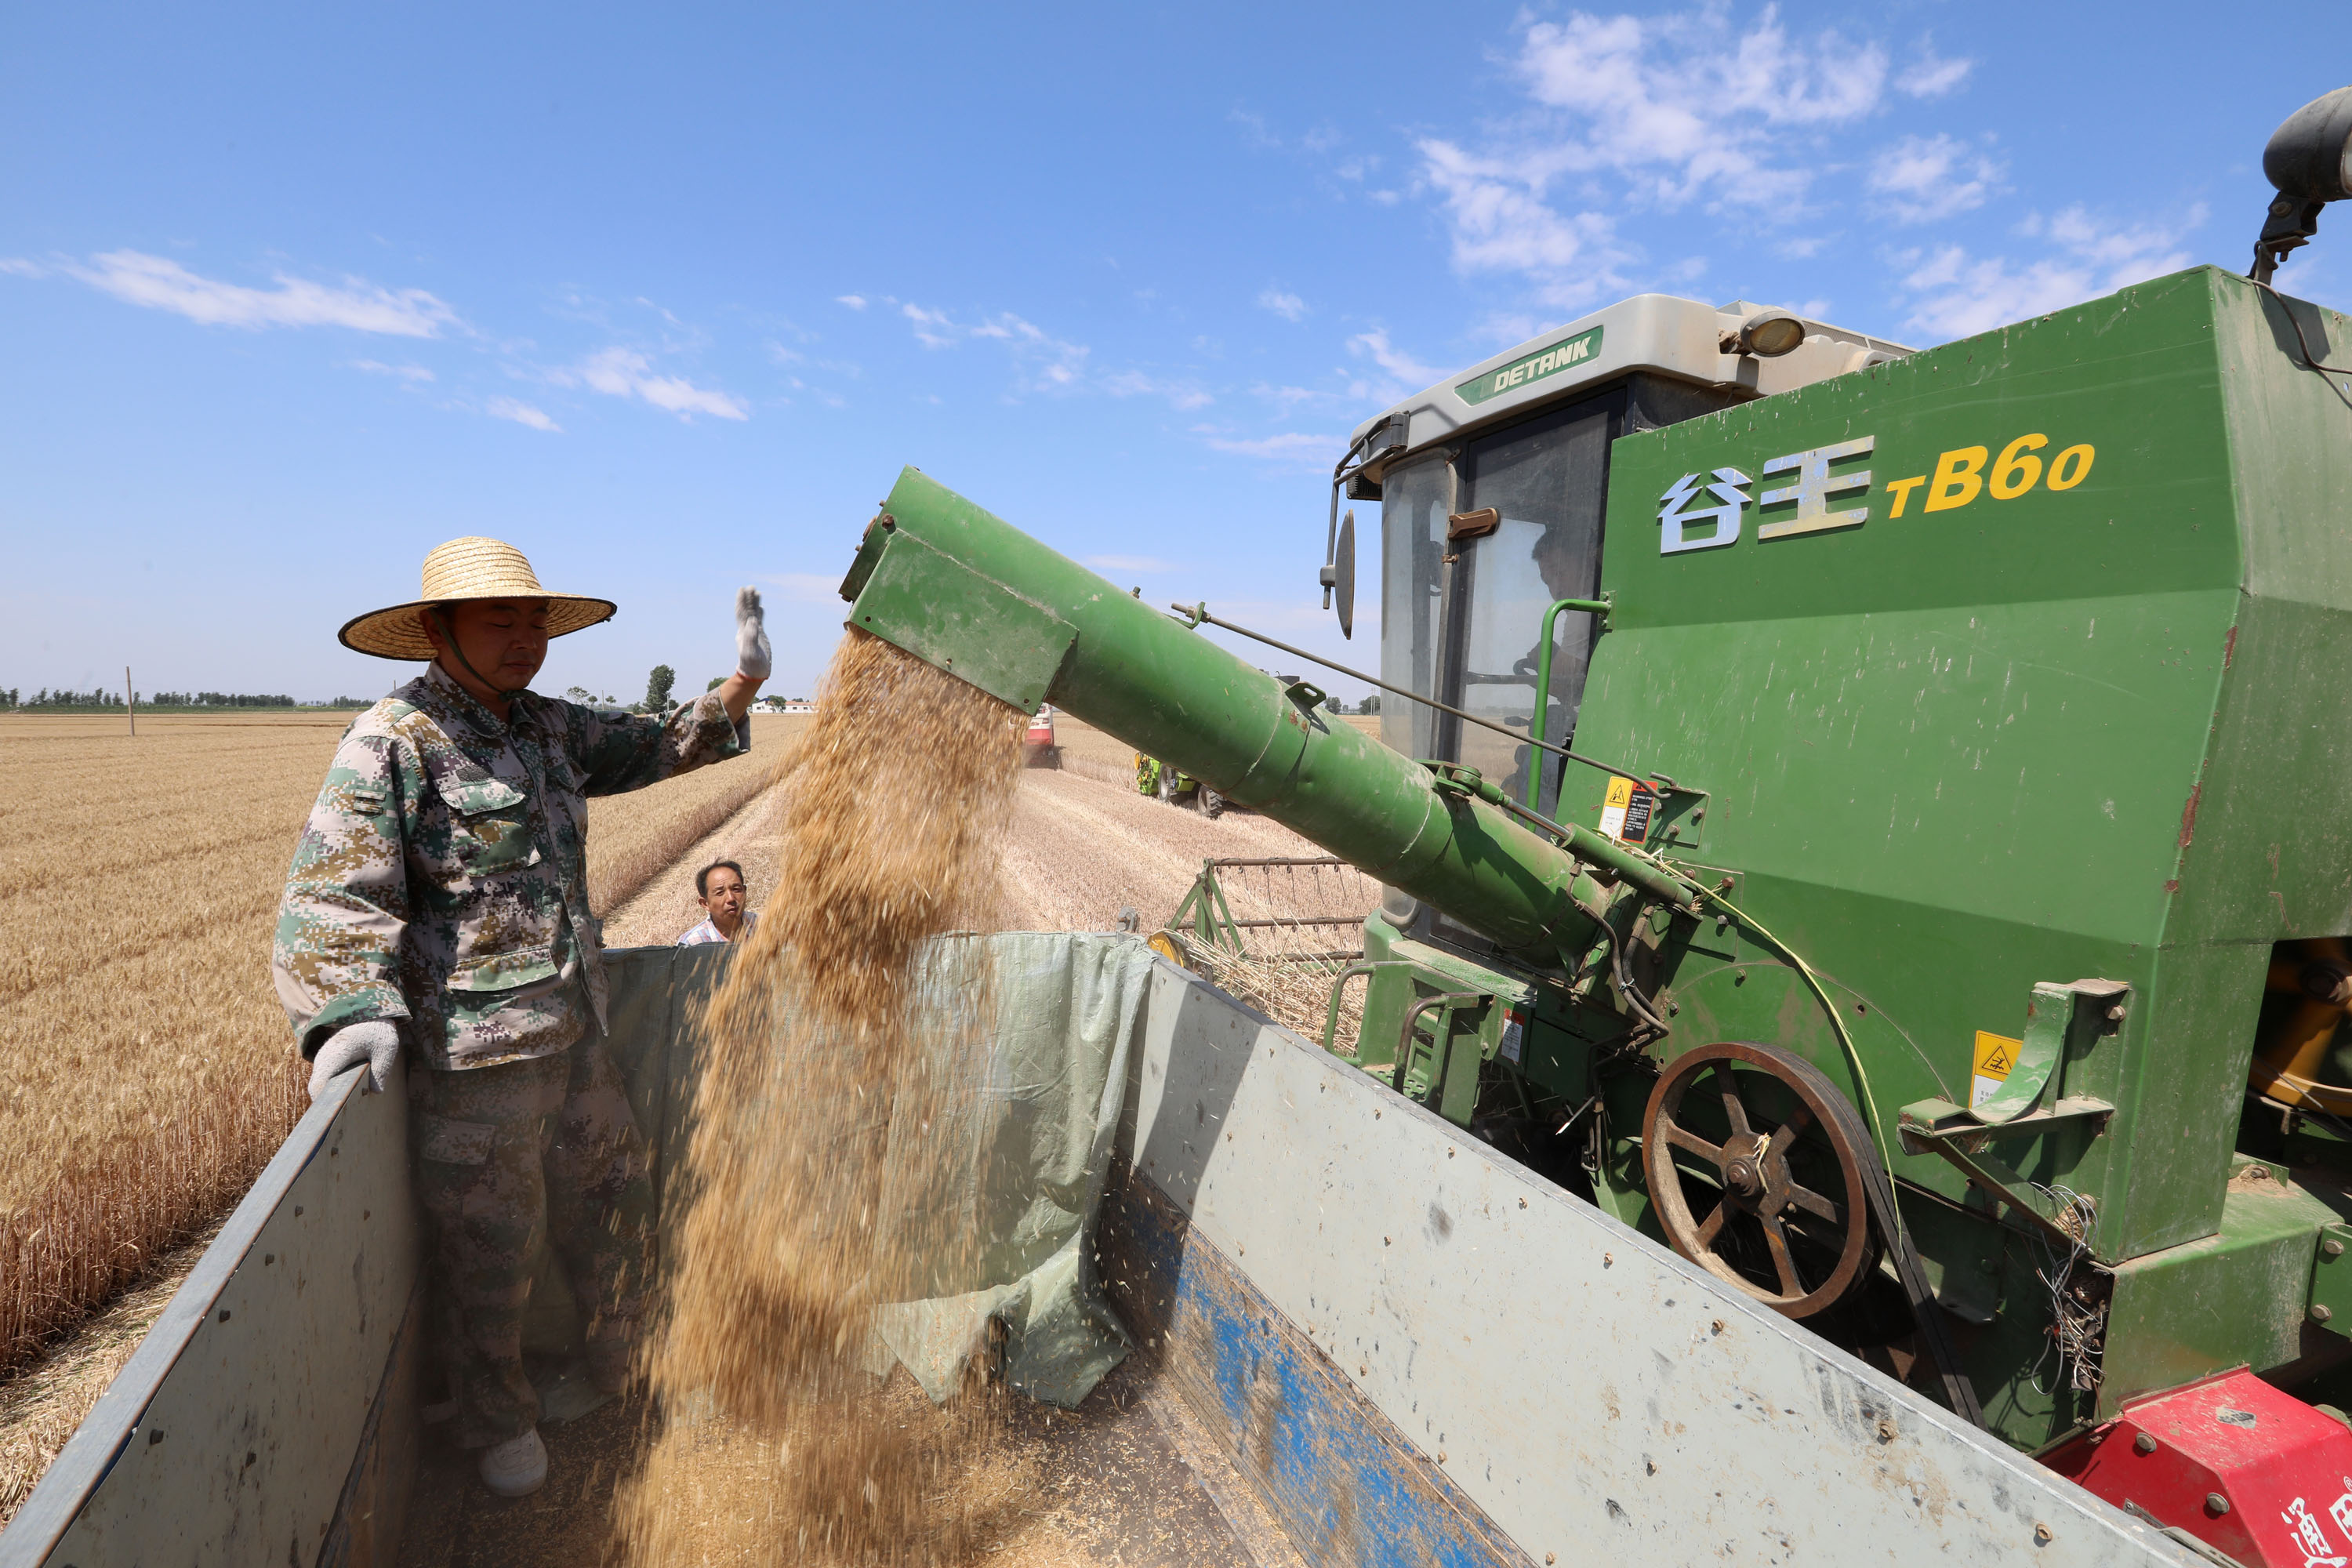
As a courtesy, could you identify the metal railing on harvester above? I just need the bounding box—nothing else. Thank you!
[1156,857,1380,1051]
[1164,855,1376,963]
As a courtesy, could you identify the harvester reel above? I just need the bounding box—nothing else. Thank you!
[1642,1040,1881,1319]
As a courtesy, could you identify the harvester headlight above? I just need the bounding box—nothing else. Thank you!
[2252,85,2352,283]
[1722,309,1807,358]
[2264,85,2352,205]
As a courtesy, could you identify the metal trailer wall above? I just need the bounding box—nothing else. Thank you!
[0,942,728,1568]
[1105,963,2204,1567]
[0,1065,418,1568]
[1,951,2203,1567]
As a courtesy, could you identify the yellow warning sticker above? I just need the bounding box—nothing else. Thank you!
[1599,775,1635,839]
[1971,1030,2021,1109]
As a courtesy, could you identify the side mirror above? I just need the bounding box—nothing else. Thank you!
[1334,510,1356,641]
[2254,85,2352,283]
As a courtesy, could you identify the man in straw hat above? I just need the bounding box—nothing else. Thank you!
[272,536,771,1498]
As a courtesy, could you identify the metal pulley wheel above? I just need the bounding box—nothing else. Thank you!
[1642,1040,1881,1319]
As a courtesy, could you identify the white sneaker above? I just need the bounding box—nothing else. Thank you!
[479,1427,547,1497]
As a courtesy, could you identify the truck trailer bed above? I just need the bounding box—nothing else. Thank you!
[0,941,2205,1567]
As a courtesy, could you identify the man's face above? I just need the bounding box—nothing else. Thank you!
[426,598,550,691]
[700,868,747,926]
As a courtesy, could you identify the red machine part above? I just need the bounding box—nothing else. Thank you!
[2044,1368,2352,1566]
[1024,706,1056,747]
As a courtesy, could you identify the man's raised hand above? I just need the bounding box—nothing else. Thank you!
[735,586,772,680]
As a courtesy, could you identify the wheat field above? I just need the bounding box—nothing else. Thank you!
[0,709,794,1386]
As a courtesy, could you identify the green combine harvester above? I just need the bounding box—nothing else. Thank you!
[833,88,2352,1567]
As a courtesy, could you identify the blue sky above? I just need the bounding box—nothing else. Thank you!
[3,2,2343,703]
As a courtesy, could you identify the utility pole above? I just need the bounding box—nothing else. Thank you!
[125,666,136,738]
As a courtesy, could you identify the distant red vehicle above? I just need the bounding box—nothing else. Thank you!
[1022,704,1060,768]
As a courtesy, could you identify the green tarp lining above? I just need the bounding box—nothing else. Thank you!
[520,931,1154,1410]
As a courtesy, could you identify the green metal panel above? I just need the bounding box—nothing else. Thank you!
[2101,1168,2337,1412]
[2307,1221,2352,1330]
[845,528,1079,714]
[1584,267,2343,1265]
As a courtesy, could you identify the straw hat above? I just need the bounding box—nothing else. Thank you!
[338,538,617,659]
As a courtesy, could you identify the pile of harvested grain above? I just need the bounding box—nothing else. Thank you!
[619,630,1029,1566]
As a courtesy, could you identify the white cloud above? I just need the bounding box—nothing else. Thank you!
[1410,6,1924,308]
[902,302,960,349]
[56,250,459,336]
[1101,369,1213,409]
[554,347,749,421]
[1868,134,2001,225]
[836,294,867,310]
[1470,312,1546,347]
[351,359,435,383]
[1259,289,1307,321]
[1510,9,1884,203]
[1348,328,1440,388]
[0,257,45,278]
[1195,427,1337,462]
[487,397,561,432]
[1897,50,1974,99]
[764,572,845,603]
[1896,204,2205,340]
[898,301,1093,392]
[1419,139,1624,299]
[1251,381,1342,412]
[1087,554,1178,573]
[1230,108,1280,150]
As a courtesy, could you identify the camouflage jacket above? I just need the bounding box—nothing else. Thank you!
[274,664,750,1071]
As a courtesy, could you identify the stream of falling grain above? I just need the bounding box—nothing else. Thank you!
[618,630,1029,1566]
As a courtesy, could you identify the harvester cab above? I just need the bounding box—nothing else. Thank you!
[824,86,2352,1566]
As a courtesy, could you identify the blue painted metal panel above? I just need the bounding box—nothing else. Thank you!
[1103,1167,1526,1566]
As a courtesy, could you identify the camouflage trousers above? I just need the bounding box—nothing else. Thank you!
[408,1034,655,1446]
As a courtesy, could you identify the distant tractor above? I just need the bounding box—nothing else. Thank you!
[1134,753,1224,817]
[1022,703,1060,768]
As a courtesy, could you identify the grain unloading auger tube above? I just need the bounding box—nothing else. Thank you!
[835,467,1653,969]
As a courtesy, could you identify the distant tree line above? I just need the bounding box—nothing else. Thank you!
[0,688,377,711]
[149,691,299,708]
[7,687,132,709]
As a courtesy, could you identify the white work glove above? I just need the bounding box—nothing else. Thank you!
[734,586,771,681]
[309,1019,401,1102]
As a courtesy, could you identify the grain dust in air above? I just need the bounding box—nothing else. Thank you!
[619,629,1036,1566]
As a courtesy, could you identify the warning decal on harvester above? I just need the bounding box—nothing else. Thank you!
[1599,775,1657,844]
[1971,1030,2021,1109]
